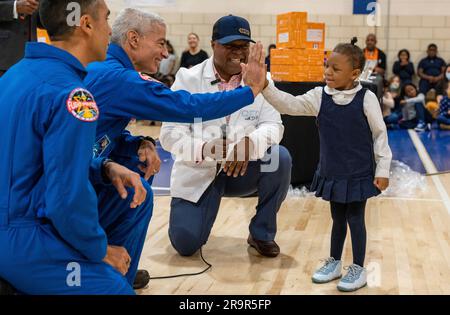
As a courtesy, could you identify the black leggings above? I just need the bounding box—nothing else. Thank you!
[330,200,367,267]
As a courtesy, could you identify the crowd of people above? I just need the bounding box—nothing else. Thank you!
[157,31,450,131]
[337,33,450,131]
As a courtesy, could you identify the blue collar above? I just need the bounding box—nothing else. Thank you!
[24,42,87,79]
[107,44,135,70]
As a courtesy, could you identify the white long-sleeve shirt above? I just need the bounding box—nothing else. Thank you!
[262,81,392,178]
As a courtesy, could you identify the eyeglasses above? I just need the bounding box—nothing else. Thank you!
[222,43,250,51]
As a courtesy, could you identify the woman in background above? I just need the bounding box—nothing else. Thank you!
[180,33,209,69]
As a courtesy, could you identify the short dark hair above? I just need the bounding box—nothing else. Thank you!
[39,0,99,40]
[333,38,366,72]
[397,49,410,61]
[428,43,438,50]
[400,82,418,99]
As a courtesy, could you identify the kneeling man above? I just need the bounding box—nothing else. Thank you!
[160,15,292,257]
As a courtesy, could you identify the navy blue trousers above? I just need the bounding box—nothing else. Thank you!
[168,145,292,256]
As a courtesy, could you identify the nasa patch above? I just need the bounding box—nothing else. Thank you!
[139,72,163,84]
[66,88,99,122]
[139,72,155,81]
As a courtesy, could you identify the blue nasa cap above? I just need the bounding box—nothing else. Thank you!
[212,15,255,44]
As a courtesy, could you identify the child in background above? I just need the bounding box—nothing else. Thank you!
[383,75,401,118]
[398,83,431,131]
[259,40,392,292]
[392,49,415,85]
[437,81,450,130]
[425,89,440,120]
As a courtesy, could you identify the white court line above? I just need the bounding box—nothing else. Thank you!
[152,186,170,191]
[408,130,450,214]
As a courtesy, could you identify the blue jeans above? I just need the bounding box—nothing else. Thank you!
[384,111,402,125]
[168,145,292,256]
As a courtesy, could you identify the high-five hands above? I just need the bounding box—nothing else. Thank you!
[242,42,267,97]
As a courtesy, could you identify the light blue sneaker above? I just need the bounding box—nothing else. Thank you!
[311,257,342,283]
[337,264,367,292]
[414,121,428,132]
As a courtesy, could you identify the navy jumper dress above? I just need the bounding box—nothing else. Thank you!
[310,88,381,203]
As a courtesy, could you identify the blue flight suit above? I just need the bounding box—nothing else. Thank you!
[84,44,257,279]
[0,43,137,295]
[85,43,255,165]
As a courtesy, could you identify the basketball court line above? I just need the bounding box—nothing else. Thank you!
[408,130,450,214]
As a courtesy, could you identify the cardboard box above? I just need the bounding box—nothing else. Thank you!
[276,12,308,49]
[271,64,324,82]
[37,28,50,44]
[271,49,325,66]
[304,22,325,50]
[277,13,325,49]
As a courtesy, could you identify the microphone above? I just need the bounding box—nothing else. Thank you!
[210,78,221,85]
[220,124,227,140]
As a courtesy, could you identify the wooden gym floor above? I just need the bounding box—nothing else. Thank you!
[128,123,450,295]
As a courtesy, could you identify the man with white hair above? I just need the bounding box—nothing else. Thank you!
[84,8,267,289]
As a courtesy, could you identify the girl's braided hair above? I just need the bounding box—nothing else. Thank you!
[333,37,366,72]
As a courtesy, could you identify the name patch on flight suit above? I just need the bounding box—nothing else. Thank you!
[93,134,111,158]
[66,88,99,122]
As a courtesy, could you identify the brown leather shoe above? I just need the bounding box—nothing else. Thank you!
[247,235,280,257]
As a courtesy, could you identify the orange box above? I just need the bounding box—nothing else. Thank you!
[307,74,324,81]
[271,64,307,82]
[276,12,308,49]
[304,22,325,50]
[271,49,325,67]
[277,12,325,49]
[271,64,324,82]
[271,49,307,65]
[37,28,51,44]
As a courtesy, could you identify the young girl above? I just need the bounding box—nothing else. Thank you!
[261,42,392,292]
[398,83,431,131]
